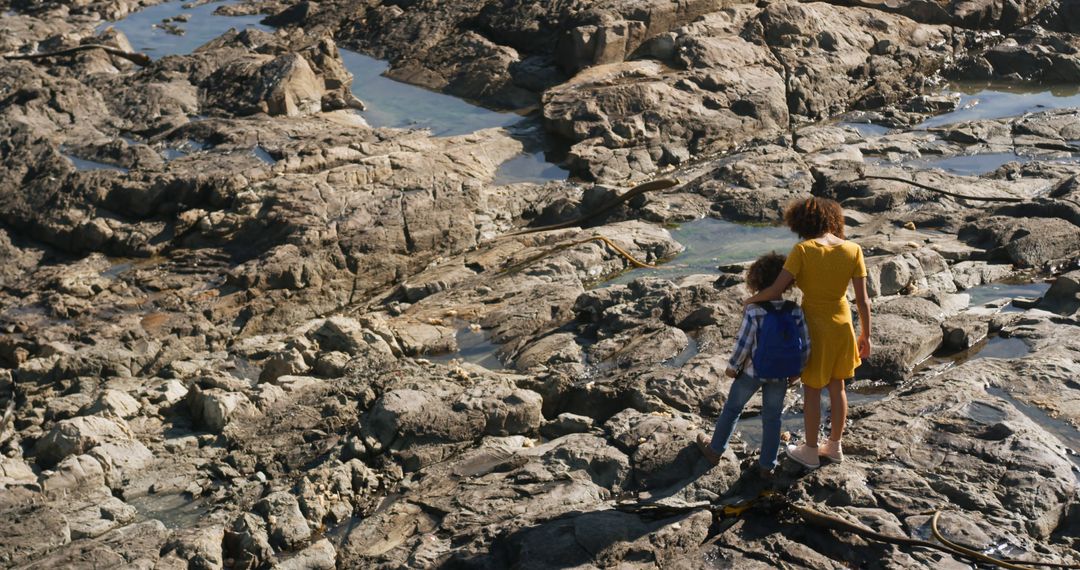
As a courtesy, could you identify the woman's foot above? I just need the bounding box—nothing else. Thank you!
[785,443,821,469]
[819,439,843,462]
[696,434,721,466]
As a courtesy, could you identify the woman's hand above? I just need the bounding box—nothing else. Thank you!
[724,367,738,378]
[858,334,871,358]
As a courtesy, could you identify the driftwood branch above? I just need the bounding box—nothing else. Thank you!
[862,174,1024,203]
[4,44,152,66]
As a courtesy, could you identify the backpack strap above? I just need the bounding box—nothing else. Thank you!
[781,300,798,312]
[755,301,777,313]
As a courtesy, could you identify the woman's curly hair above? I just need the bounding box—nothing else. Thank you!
[746,252,787,293]
[784,197,845,240]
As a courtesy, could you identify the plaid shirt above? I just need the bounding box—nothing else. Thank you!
[728,301,811,380]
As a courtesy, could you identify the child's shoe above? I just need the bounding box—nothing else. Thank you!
[785,443,820,469]
[819,439,843,463]
[696,434,721,466]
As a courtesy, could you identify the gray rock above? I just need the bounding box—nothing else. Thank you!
[83,389,141,419]
[1037,270,1080,316]
[225,513,274,569]
[34,416,133,466]
[540,413,595,439]
[260,348,311,384]
[160,525,225,570]
[276,538,336,570]
[187,388,255,433]
[858,313,943,382]
[941,313,990,351]
[256,491,312,550]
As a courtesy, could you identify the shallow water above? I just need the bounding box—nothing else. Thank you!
[65,154,128,172]
[98,0,271,57]
[428,327,504,369]
[609,218,796,286]
[987,386,1080,472]
[663,337,699,368]
[905,152,1031,176]
[127,492,210,529]
[838,121,891,137]
[971,336,1031,360]
[919,81,1080,129]
[339,49,522,138]
[492,119,571,185]
[102,2,565,179]
[964,281,1050,307]
[253,146,276,164]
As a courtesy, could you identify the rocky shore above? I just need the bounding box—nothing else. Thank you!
[1,0,1079,567]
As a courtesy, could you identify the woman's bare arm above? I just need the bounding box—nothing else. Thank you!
[743,269,795,305]
[852,276,872,357]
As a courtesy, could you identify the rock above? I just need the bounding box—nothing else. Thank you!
[959,216,1080,268]
[951,261,1016,290]
[540,413,595,439]
[0,457,37,489]
[201,53,325,117]
[40,454,106,492]
[255,491,312,550]
[309,317,393,357]
[958,25,1080,82]
[83,389,141,419]
[160,525,225,570]
[941,313,990,351]
[1037,270,1080,315]
[313,351,350,378]
[187,388,255,433]
[89,440,154,484]
[865,248,954,297]
[858,313,943,382]
[259,347,310,383]
[34,416,133,466]
[276,538,336,570]
[225,513,274,569]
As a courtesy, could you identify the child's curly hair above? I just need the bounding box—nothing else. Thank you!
[784,197,845,240]
[746,252,786,293]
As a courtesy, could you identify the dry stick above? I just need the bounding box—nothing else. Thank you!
[862,174,1025,203]
[4,44,152,66]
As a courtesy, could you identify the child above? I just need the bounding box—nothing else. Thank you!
[696,252,810,474]
[744,197,872,469]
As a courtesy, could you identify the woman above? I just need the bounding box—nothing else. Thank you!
[744,197,871,468]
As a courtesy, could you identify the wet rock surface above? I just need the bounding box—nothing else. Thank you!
[0,0,1079,567]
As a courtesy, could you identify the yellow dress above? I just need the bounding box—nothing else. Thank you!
[783,239,867,389]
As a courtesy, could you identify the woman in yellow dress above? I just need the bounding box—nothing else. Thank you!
[744,197,871,469]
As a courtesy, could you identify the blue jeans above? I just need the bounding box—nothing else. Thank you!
[709,372,787,469]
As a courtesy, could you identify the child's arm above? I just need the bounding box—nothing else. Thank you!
[795,307,811,367]
[726,308,756,377]
[852,276,872,357]
[743,269,795,305]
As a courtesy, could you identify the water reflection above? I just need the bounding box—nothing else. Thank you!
[97,0,271,57]
[609,218,795,285]
[920,81,1080,129]
[340,49,522,137]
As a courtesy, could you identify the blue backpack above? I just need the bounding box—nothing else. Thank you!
[751,301,805,379]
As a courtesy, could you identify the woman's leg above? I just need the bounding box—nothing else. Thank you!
[802,385,822,447]
[826,378,847,441]
[709,372,762,453]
